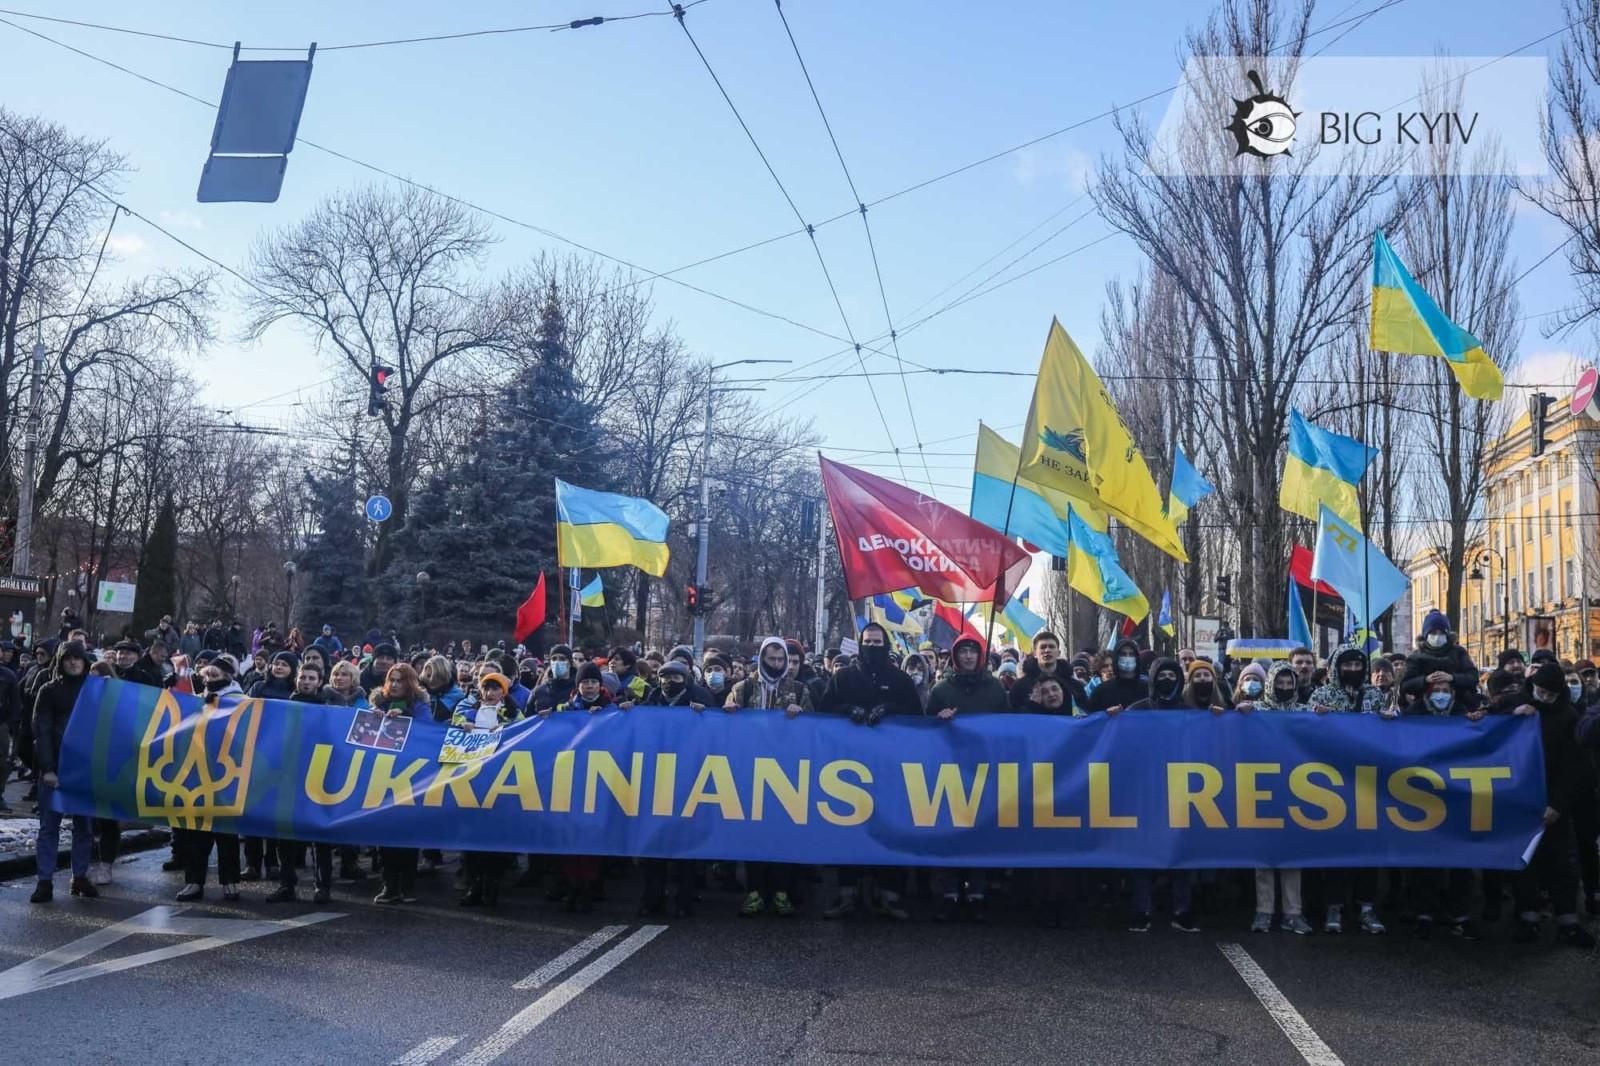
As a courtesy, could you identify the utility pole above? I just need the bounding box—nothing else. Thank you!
[813,504,827,652]
[692,358,789,655]
[14,339,44,577]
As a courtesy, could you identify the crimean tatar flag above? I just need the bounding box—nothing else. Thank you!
[1019,319,1188,562]
[1279,410,1376,530]
[555,479,670,576]
[1370,230,1504,402]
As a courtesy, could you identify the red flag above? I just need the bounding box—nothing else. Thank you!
[820,457,1030,605]
[1288,545,1340,598]
[514,572,547,642]
[928,602,987,651]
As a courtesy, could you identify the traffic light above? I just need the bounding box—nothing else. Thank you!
[1529,392,1554,457]
[687,584,715,616]
[1217,574,1233,606]
[368,363,396,416]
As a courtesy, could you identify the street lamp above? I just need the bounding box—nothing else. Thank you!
[228,574,240,623]
[693,358,790,655]
[416,571,430,643]
[282,560,297,632]
[1473,547,1510,657]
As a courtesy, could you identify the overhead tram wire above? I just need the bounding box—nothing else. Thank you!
[0,14,857,357]
[671,3,915,488]
[770,0,934,492]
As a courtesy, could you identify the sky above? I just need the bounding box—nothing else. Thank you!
[0,0,1584,509]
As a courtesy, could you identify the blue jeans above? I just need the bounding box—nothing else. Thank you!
[1130,870,1192,917]
[36,780,92,881]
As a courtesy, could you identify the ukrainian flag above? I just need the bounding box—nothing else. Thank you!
[1278,410,1375,530]
[971,423,1149,623]
[579,575,605,608]
[1157,589,1174,637]
[1165,446,1214,529]
[973,589,1048,653]
[555,479,670,576]
[1370,230,1504,401]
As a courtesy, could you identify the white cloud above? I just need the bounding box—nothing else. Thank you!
[106,233,146,257]
[157,210,204,231]
[1505,347,1584,393]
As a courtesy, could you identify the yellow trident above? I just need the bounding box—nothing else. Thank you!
[136,691,263,830]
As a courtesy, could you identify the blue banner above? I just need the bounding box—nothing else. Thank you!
[55,678,1545,869]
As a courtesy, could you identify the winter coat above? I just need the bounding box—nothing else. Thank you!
[532,677,575,713]
[1087,640,1148,712]
[1255,663,1308,712]
[643,681,716,708]
[31,646,90,775]
[179,632,202,660]
[1126,657,1189,710]
[1008,662,1088,712]
[819,657,920,717]
[371,694,428,717]
[926,645,1008,716]
[1399,642,1480,711]
[1532,697,1585,818]
[451,697,522,728]
[325,685,370,709]
[118,656,165,689]
[0,664,19,729]
[427,683,467,724]
[248,675,296,701]
[1308,642,1389,714]
[144,624,181,655]
[556,689,614,713]
[311,634,344,660]
[728,675,814,711]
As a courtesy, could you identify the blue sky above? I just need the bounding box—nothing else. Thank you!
[0,0,1579,506]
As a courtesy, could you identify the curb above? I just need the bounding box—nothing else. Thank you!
[0,825,172,881]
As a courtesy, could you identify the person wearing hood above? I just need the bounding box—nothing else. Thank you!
[638,661,711,918]
[1009,632,1087,711]
[1400,610,1480,713]
[28,641,97,904]
[1087,638,1146,713]
[925,636,1010,921]
[532,644,576,713]
[727,638,812,918]
[1238,663,1314,934]
[901,651,933,711]
[174,658,245,902]
[818,624,919,921]
[1508,662,1595,946]
[1108,656,1203,932]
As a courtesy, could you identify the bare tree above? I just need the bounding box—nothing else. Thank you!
[1530,0,1600,335]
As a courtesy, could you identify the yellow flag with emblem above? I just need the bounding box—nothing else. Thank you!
[1019,319,1188,562]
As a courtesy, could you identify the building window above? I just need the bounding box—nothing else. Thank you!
[1567,559,1576,597]
[1545,508,1553,536]
[1525,516,1533,542]
[1529,573,1536,604]
[1546,565,1555,604]
[1566,502,1574,528]
[1511,578,1520,612]
[1495,582,1505,616]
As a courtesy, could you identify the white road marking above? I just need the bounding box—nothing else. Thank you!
[1218,942,1345,1066]
[390,1036,463,1065]
[453,924,667,1066]
[511,924,626,990]
[0,905,343,1001]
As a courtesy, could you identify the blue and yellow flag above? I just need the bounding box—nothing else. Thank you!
[971,423,1149,622]
[555,479,670,576]
[1166,446,1214,529]
[579,575,605,608]
[1019,319,1188,562]
[1370,231,1504,402]
[1279,410,1375,530]
[1157,590,1174,637]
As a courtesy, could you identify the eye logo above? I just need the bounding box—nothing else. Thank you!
[1225,69,1298,158]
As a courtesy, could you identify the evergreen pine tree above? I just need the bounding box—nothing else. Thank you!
[131,493,178,637]
[297,469,368,640]
[385,282,616,646]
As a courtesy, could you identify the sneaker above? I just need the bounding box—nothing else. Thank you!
[29,880,52,904]
[241,864,262,882]
[1323,904,1343,934]
[1250,912,1272,933]
[312,886,332,904]
[1128,913,1152,933]
[1557,923,1597,948]
[1359,908,1386,935]
[399,890,418,904]
[1282,915,1314,936]
[1171,912,1200,934]
[175,883,203,902]
[1514,918,1540,943]
[822,892,858,920]
[772,891,797,917]
[264,885,296,903]
[1452,918,1482,941]
[92,862,113,886]
[69,876,99,899]
[374,887,400,905]
[221,885,240,901]
[871,892,910,921]
[1413,916,1434,940]
[739,890,766,917]
[933,896,961,923]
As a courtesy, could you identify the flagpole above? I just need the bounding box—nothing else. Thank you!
[985,420,1027,656]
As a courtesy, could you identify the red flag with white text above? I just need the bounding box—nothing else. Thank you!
[819,457,1030,605]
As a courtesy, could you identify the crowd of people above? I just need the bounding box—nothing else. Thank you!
[6,606,1600,949]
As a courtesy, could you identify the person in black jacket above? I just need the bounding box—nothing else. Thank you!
[0,649,18,813]
[1008,631,1087,711]
[641,662,713,709]
[266,662,336,905]
[1087,638,1146,713]
[29,641,96,904]
[248,650,298,701]
[1399,610,1480,713]
[637,661,705,917]
[1510,663,1595,946]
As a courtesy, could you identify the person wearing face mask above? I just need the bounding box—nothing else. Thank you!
[1395,678,1479,939]
[1182,660,1226,712]
[1232,662,1268,707]
[28,641,98,904]
[699,654,732,706]
[1508,663,1595,946]
[1110,656,1202,932]
[1238,663,1314,934]
[533,645,576,713]
[1087,638,1147,714]
[173,658,245,902]
[637,662,708,917]
[901,651,933,711]
[1400,611,1480,713]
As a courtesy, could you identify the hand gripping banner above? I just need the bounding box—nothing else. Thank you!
[54,678,1546,869]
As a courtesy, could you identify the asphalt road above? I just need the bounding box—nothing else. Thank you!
[1,850,1598,1066]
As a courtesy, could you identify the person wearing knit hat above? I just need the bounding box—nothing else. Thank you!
[551,662,611,911]
[248,649,298,701]
[1232,661,1268,706]
[1506,662,1595,946]
[1400,610,1480,714]
[1244,661,1313,935]
[450,672,522,907]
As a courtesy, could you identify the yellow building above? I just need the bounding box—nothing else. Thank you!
[1409,392,1600,667]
